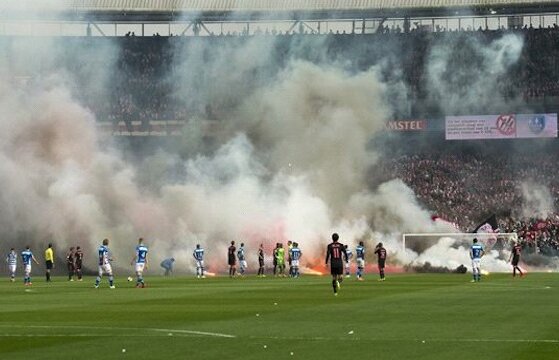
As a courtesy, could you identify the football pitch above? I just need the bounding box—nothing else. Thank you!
[1,273,557,360]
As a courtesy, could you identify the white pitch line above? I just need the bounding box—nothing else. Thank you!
[151,328,235,338]
[0,328,554,344]
[0,325,235,338]
[248,335,559,344]
[0,334,188,338]
[423,338,559,344]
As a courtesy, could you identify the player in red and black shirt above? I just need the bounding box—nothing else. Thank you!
[508,241,524,277]
[374,242,387,281]
[66,247,75,281]
[257,243,265,277]
[74,246,84,281]
[325,233,348,295]
[228,241,236,277]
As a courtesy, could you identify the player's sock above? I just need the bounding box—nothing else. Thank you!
[332,280,337,293]
[95,276,101,286]
[109,276,114,286]
[46,272,50,282]
[380,269,385,279]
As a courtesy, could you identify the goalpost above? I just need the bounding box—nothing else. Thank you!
[401,232,518,262]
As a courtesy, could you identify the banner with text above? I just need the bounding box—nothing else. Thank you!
[445,114,557,140]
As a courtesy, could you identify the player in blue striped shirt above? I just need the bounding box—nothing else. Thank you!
[237,243,247,276]
[344,245,353,278]
[470,238,485,282]
[95,238,115,289]
[355,241,365,281]
[131,238,148,288]
[289,243,302,278]
[193,244,205,278]
[21,246,39,286]
[6,248,17,282]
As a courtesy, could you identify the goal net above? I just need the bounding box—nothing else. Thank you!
[401,232,518,273]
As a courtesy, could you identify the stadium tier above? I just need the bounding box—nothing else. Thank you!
[3,27,559,128]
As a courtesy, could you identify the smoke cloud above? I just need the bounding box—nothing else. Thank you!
[1,27,549,275]
[426,33,524,114]
[519,182,554,219]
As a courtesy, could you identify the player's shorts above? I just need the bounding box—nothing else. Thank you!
[357,258,365,269]
[511,257,520,266]
[98,263,113,276]
[228,256,236,266]
[378,259,386,269]
[67,262,75,271]
[24,264,31,275]
[330,263,343,276]
[195,260,204,269]
[45,260,53,270]
[471,258,481,269]
[135,263,145,273]
[258,259,264,267]
[9,264,17,274]
[291,260,299,267]
[240,260,247,268]
[345,261,350,269]
[75,261,82,270]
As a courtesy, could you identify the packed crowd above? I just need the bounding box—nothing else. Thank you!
[378,145,559,256]
[68,25,559,125]
[499,216,559,256]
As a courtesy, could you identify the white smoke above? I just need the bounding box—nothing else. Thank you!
[1,30,539,276]
[426,33,524,114]
[520,182,554,219]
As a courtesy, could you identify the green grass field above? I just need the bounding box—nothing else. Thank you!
[0,273,557,359]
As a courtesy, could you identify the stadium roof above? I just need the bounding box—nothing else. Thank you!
[1,0,558,21]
